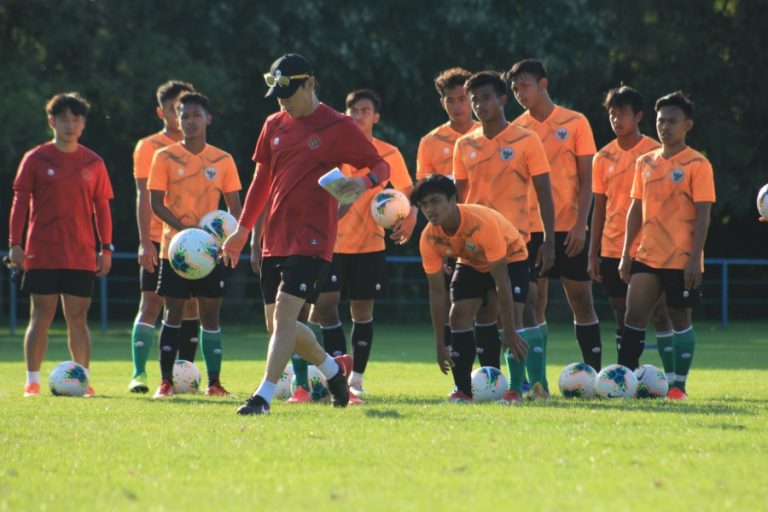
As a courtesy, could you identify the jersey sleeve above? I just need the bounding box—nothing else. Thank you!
[387,148,413,191]
[133,139,154,179]
[630,158,645,200]
[251,119,272,165]
[94,159,115,201]
[692,160,716,203]
[222,155,243,193]
[147,152,169,192]
[525,135,551,177]
[13,151,35,193]
[336,118,388,174]
[574,116,597,156]
[416,137,434,181]
[419,229,444,274]
[592,153,607,194]
[452,140,467,180]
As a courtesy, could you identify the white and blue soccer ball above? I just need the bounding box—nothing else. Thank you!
[757,183,768,218]
[168,228,219,280]
[199,209,238,246]
[558,362,598,398]
[595,364,638,399]
[634,364,669,398]
[292,365,329,401]
[49,361,89,396]
[370,189,411,229]
[172,360,201,394]
[275,364,295,400]
[471,366,508,401]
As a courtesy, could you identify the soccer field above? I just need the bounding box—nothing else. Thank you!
[0,321,766,511]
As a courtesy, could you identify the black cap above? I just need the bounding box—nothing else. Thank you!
[265,53,314,99]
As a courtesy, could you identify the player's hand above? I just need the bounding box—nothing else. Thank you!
[442,261,455,275]
[436,345,454,375]
[683,257,703,290]
[96,251,112,277]
[9,245,25,271]
[760,216,768,223]
[536,238,555,276]
[564,224,586,258]
[250,242,262,276]
[336,177,367,204]
[138,240,158,273]
[338,202,353,219]
[587,253,602,282]
[502,331,528,363]
[618,255,632,284]
[222,225,249,268]
[390,207,417,245]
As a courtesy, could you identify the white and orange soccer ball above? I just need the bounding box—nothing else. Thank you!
[275,364,295,400]
[471,366,508,401]
[595,364,638,399]
[49,361,89,397]
[558,362,598,398]
[199,209,238,246]
[291,365,330,401]
[168,228,219,280]
[634,364,669,398]
[172,360,201,394]
[370,189,411,229]
[757,183,768,218]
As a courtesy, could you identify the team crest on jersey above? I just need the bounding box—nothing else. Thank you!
[178,168,185,176]
[607,166,615,174]
[205,167,217,180]
[555,128,569,141]
[81,170,92,181]
[464,241,477,252]
[307,135,321,149]
[47,169,55,176]
[273,137,280,145]
[443,147,450,154]
[500,147,514,161]
[670,168,685,184]
[470,151,477,159]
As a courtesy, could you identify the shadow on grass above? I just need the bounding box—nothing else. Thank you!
[531,397,763,416]
[363,409,403,419]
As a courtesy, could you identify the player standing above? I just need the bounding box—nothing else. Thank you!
[148,92,242,398]
[129,80,199,394]
[452,71,555,399]
[508,59,602,376]
[309,89,415,398]
[414,175,529,403]
[588,85,674,375]
[222,54,390,415]
[9,92,114,397]
[619,91,715,399]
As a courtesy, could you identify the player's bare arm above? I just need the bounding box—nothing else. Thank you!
[620,198,642,283]
[565,154,594,257]
[532,173,555,274]
[426,271,453,374]
[588,193,607,282]
[684,202,713,290]
[391,184,417,245]
[488,259,528,362]
[135,177,158,272]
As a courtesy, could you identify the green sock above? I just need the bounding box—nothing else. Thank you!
[292,353,310,391]
[656,331,675,382]
[539,322,549,391]
[673,327,696,392]
[522,327,545,387]
[200,328,223,383]
[504,347,526,394]
[131,322,155,378]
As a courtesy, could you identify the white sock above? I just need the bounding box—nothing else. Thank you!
[317,355,340,380]
[26,371,40,385]
[83,367,90,380]
[255,380,277,405]
[350,371,364,383]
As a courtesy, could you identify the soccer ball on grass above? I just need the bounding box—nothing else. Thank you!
[49,361,89,396]
[172,360,201,394]
[595,364,638,399]
[558,362,598,398]
[634,364,669,398]
[470,366,508,401]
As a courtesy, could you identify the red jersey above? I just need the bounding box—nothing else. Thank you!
[249,104,388,261]
[11,142,114,271]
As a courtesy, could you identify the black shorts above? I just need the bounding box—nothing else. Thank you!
[630,261,701,309]
[600,257,627,298]
[444,257,457,290]
[527,232,544,282]
[23,269,96,297]
[318,251,388,300]
[450,261,529,304]
[157,259,226,299]
[139,242,161,292]
[543,231,590,281]
[260,255,330,305]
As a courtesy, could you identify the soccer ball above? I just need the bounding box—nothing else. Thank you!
[291,365,330,401]
[370,189,411,229]
[471,366,509,401]
[595,364,638,399]
[757,183,768,218]
[634,364,669,398]
[558,362,598,398]
[49,361,89,396]
[168,228,219,280]
[199,209,237,246]
[275,364,295,400]
[172,360,201,394]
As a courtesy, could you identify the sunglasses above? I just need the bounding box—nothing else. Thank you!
[263,72,311,88]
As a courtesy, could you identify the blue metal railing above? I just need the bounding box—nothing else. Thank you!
[3,253,768,334]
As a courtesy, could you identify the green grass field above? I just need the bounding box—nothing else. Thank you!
[0,321,766,511]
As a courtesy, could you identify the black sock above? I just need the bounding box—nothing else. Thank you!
[575,322,602,371]
[474,323,501,369]
[178,319,199,362]
[618,325,645,370]
[207,371,220,386]
[158,323,181,381]
[450,330,476,396]
[321,323,347,357]
[352,320,374,374]
[443,324,452,347]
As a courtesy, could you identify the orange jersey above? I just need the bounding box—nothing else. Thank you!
[631,146,716,270]
[147,143,242,259]
[420,204,528,274]
[592,135,660,258]
[514,105,596,232]
[416,121,479,179]
[134,132,178,243]
[336,138,412,253]
[453,123,550,242]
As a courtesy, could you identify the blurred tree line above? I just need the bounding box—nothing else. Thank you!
[2,0,767,258]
